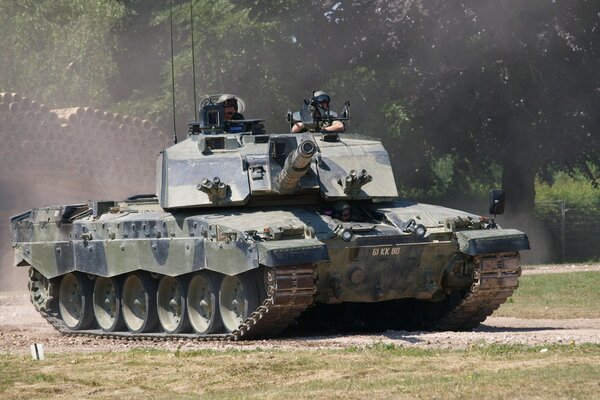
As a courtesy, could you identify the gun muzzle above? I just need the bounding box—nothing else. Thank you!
[276,139,317,192]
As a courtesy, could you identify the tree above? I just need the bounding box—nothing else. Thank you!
[382,0,600,214]
[114,0,285,138]
[4,0,597,218]
[0,0,126,107]
[108,0,166,103]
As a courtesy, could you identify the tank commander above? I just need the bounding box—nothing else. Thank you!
[334,201,352,222]
[291,90,345,133]
[218,94,245,121]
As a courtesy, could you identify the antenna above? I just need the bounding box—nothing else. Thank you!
[189,0,198,117]
[169,0,178,144]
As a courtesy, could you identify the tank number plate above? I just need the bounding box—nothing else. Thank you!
[371,246,402,256]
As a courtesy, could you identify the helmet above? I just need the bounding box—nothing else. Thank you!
[313,90,330,104]
[333,201,351,221]
[333,201,351,212]
[218,94,237,110]
[217,94,246,113]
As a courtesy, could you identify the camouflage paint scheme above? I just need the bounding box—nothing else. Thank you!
[12,131,527,299]
[10,112,529,337]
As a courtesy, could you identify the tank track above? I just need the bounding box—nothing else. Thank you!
[32,264,317,341]
[31,255,520,339]
[434,252,521,331]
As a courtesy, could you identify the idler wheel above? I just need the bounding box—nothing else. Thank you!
[157,276,190,334]
[93,276,125,332]
[58,273,95,330]
[122,272,158,333]
[187,271,223,334]
[219,273,259,333]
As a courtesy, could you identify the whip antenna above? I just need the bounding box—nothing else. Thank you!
[189,0,198,117]
[169,0,178,144]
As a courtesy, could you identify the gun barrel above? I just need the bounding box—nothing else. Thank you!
[276,139,317,192]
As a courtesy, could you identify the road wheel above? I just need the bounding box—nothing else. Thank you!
[219,272,259,333]
[58,272,94,330]
[187,271,223,334]
[157,276,190,333]
[122,272,158,333]
[93,276,125,332]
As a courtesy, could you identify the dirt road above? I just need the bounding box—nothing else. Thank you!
[2,277,600,355]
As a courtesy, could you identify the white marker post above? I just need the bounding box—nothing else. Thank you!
[30,343,45,360]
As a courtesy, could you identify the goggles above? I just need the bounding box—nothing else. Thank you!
[315,94,330,104]
[223,99,237,107]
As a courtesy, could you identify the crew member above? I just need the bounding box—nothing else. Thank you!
[218,94,245,121]
[291,90,345,133]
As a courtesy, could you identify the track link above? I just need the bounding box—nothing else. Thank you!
[33,264,317,341]
[434,252,521,331]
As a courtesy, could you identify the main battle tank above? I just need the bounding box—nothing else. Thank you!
[10,94,529,340]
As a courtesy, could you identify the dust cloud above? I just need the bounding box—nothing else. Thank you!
[0,95,171,291]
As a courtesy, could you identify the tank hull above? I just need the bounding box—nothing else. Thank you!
[11,197,528,339]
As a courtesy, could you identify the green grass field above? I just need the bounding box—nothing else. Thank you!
[1,271,599,399]
[496,271,600,318]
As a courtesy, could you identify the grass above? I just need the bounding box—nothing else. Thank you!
[495,271,600,318]
[1,271,599,399]
[1,345,600,399]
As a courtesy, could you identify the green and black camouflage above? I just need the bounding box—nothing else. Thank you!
[10,95,529,339]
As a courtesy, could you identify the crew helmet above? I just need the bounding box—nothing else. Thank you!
[333,201,351,213]
[313,90,330,104]
[217,94,246,114]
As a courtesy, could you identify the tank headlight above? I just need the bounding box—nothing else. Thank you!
[341,229,353,242]
[415,224,427,238]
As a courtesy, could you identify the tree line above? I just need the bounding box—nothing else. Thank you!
[1,0,598,215]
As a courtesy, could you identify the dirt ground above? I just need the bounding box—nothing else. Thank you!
[1,264,599,355]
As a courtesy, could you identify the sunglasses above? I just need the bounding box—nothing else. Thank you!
[223,100,237,107]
